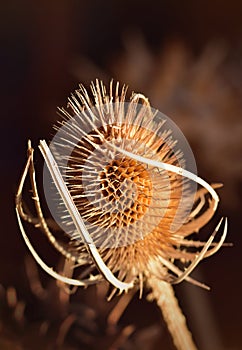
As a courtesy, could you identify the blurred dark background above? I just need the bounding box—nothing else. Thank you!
[0,1,242,349]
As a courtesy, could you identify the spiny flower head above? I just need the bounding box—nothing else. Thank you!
[42,79,226,294]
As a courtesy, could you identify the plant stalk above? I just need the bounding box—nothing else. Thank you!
[148,276,197,350]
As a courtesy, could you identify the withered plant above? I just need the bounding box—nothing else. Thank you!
[16,80,227,350]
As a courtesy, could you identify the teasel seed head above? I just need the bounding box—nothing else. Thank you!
[41,79,227,296]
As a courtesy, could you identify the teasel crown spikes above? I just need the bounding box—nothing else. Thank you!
[43,79,226,294]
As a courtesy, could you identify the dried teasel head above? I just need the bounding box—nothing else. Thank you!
[16,79,228,350]
[16,79,227,296]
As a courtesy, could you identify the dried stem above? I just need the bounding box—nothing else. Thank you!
[148,276,197,350]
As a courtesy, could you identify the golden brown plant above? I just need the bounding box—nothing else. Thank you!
[16,80,227,350]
